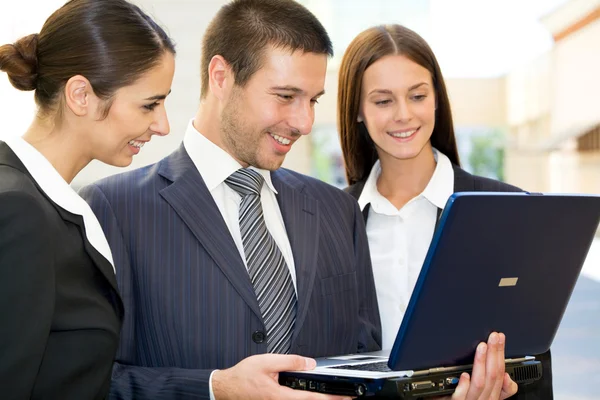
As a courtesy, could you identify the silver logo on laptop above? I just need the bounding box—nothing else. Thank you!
[498,277,519,287]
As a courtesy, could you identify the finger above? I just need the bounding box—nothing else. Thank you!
[480,332,503,400]
[500,372,519,399]
[486,332,505,399]
[450,372,470,400]
[256,353,317,373]
[491,333,507,398]
[465,342,487,400]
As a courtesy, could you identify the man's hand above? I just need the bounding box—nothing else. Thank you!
[436,332,518,400]
[212,354,353,400]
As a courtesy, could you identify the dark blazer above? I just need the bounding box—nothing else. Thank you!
[346,164,553,400]
[0,142,123,400]
[79,144,381,400]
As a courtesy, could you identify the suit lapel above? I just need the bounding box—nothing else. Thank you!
[57,207,120,290]
[271,169,320,343]
[158,146,262,320]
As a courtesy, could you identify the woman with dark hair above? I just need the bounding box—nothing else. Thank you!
[0,0,175,398]
[338,24,551,399]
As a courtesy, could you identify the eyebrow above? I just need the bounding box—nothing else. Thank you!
[368,82,429,96]
[271,86,325,98]
[144,89,172,101]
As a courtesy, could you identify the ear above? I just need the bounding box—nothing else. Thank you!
[357,108,364,123]
[64,75,94,117]
[208,55,232,101]
[356,103,365,123]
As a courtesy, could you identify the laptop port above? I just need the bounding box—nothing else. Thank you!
[411,381,435,390]
[445,376,460,387]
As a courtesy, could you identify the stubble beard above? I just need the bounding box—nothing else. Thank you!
[220,95,284,171]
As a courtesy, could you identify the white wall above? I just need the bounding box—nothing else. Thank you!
[550,18,600,138]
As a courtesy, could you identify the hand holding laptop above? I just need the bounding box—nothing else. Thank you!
[434,332,517,400]
[212,354,354,400]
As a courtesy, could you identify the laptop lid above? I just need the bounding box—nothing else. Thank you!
[388,192,600,371]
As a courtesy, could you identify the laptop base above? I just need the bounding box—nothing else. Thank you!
[279,360,542,398]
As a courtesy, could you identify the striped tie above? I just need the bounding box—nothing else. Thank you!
[225,168,297,354]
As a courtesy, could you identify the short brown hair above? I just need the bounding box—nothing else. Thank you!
[200,0,333,98]
[338,24,460,185]
[0,0,175,117]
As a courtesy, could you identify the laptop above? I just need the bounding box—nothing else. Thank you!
[280,192,600,398]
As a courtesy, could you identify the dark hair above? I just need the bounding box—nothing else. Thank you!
[338,24,460,185]
[0,0,176,116]
[200,0,333,98]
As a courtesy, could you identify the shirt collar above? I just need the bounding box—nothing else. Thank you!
[3,136,115,270]
[422,148,454,209]
[357,148,454,211]
[183,119,278,194]
[357,159,382,211]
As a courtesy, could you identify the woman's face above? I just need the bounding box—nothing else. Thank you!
[359,54,436,165]
[88,51,175,167]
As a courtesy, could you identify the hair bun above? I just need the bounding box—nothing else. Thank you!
[0,33,39,91]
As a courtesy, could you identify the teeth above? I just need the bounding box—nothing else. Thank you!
[270,133,291,145]
[128,140,145,148]
[389,129,417,138]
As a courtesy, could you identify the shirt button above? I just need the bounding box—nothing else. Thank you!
[252,330,266,344]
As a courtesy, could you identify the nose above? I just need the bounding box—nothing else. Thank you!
[289,100,314,136]
[150,106,170,136]
[394,99,413,123]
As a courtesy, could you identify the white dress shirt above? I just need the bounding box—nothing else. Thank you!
[183,119,297,291]
[183,120,298,400]
[3,136,115,271]
[358,149,454,350]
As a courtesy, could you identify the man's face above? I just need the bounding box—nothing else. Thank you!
[220,46,327,170]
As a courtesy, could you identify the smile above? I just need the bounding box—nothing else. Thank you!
[269,133,291,145]
[388,128,418,138]
[128,140,145,149]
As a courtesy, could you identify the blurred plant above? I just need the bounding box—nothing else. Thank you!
[467,129,505,181]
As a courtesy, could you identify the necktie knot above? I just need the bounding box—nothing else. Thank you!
[225,168,264,197]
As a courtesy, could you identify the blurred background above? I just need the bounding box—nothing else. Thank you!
[1,1,599,398]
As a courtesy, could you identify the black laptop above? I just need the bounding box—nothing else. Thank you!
[280,192,600,398]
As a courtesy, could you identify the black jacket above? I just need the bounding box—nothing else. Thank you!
[0,142,123,399]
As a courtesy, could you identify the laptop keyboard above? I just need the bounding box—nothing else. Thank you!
[330,361,392,372]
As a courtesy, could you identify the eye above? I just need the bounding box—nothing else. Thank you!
[310,98,320,105]
[276,94,294,102]
[411,94,427,102]
[143,102,160,111]
[374,99,392,106]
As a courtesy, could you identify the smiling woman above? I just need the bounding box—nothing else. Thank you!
[338,23,554,400]
[0,0,175,398]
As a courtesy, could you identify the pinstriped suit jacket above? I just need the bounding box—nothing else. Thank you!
[80,144,382,400]
[347,164,553,400]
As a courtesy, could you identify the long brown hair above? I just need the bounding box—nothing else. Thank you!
[338,24,460,185]
[200,0,333,99]
[0,0,176,118]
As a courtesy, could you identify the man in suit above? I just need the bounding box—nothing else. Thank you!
[80,1,380,399]
[81,1,517,399]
